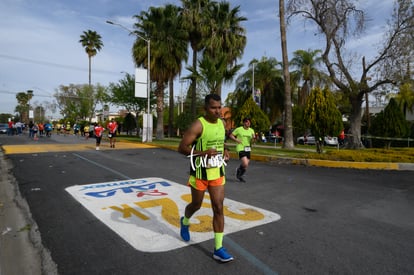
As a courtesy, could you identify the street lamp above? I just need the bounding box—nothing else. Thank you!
[106,20,152,142]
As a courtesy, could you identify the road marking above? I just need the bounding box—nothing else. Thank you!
[65,177,281,252]
[2,142,154,155]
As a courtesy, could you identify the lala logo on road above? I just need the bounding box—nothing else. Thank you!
[66,177,281,252]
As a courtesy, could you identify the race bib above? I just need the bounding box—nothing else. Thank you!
[244,146,251,152]
[207,152,224,168]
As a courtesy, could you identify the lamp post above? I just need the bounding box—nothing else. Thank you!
[106,20,152,142]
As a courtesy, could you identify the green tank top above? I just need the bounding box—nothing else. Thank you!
[190,117,226,180]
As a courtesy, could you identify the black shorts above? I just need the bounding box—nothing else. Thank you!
[238,151,251,159]
[96,136,102,144]
[109,132,116,138]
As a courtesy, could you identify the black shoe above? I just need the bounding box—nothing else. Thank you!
[238,177,246,183]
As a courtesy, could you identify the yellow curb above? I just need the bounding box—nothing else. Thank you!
[154,144,406,170]
[2,142,155,155]
[305,159,399,170]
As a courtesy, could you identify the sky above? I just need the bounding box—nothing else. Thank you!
[0,0,393,119]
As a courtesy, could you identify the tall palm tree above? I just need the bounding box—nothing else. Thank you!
[15,90,33,123]
[79,30,103,86]
[290,49,324,106]
[279,0,294,149]
[251,57,284,123]
[133,4,188,139]
[203,1,247,96]
[181,0,212,120]
[396,82,414,118]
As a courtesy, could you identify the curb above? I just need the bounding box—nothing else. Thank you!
[153,144,414,171]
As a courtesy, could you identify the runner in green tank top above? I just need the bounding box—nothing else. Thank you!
[229,117,256,182]
[178,94,233,262]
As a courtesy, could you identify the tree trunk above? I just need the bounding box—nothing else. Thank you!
[190,49,197,121]
[88,56,92,86]
[168,78,174,137]
[279,0,294,149]
[348,95,364,149]
[156,82,165,140]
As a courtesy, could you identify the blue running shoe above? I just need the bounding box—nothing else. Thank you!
[213,247,234,262]
[180,217,190,242]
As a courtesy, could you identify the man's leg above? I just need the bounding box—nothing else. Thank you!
[208,185,224,233]
[239,156,249,176]
[209,185,233,262]
[181,186,205,241]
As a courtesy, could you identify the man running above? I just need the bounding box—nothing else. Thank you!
[178,94,233,262]
[229,117,255,182]
[107,119,118,148]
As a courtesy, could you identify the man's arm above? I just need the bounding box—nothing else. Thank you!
[228,128,241,144]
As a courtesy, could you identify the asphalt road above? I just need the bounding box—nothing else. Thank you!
[1,133,413,275]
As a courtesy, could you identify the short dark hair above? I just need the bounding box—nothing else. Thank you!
[205,93,221,106]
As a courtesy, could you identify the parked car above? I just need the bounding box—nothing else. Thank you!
[297,135,338,146]
[324,136,339,146]
[0,123,8,134]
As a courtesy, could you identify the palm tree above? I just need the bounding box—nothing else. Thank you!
[290,49,325,106]
[251,57,284,124]
[79,30,103,86]
[133,4,188,139]
[203,1,247,96]
[395,82,414,118]
[15,90,33,124]
[233,58,284,125]
[181,0,212,120]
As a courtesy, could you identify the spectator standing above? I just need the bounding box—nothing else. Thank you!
[65,122,71,135]
[228,117,256,183]
[339,129,345,145]
[84,124,90,140]
[8,120,14,136]
[56,123,61,135]
[28,121,34,138]
[38,122,44,137]
[32,123,39,140]
[15,121,23,135]
[89,123,95,138]
[44,122,53,137]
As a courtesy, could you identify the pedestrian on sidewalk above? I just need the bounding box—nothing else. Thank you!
[178,94,233,263]
[228,117,255,182]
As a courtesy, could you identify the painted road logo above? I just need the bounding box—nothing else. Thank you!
[65,177,281,252]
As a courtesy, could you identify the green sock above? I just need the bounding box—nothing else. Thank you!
[182,216,190,226]
[214,232,224,250]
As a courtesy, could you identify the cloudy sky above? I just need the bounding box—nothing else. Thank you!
[0,0,393,118]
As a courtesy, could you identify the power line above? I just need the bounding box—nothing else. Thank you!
[0,53,119,75]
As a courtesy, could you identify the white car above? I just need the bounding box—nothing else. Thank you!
[324,136,339,146]
[297,135,338,146]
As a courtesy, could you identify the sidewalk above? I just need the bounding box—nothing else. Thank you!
[0,150,57,275]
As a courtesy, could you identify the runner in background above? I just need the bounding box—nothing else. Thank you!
[228,117,256,183]
[107,119,118,148]
[94,122,105,150]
